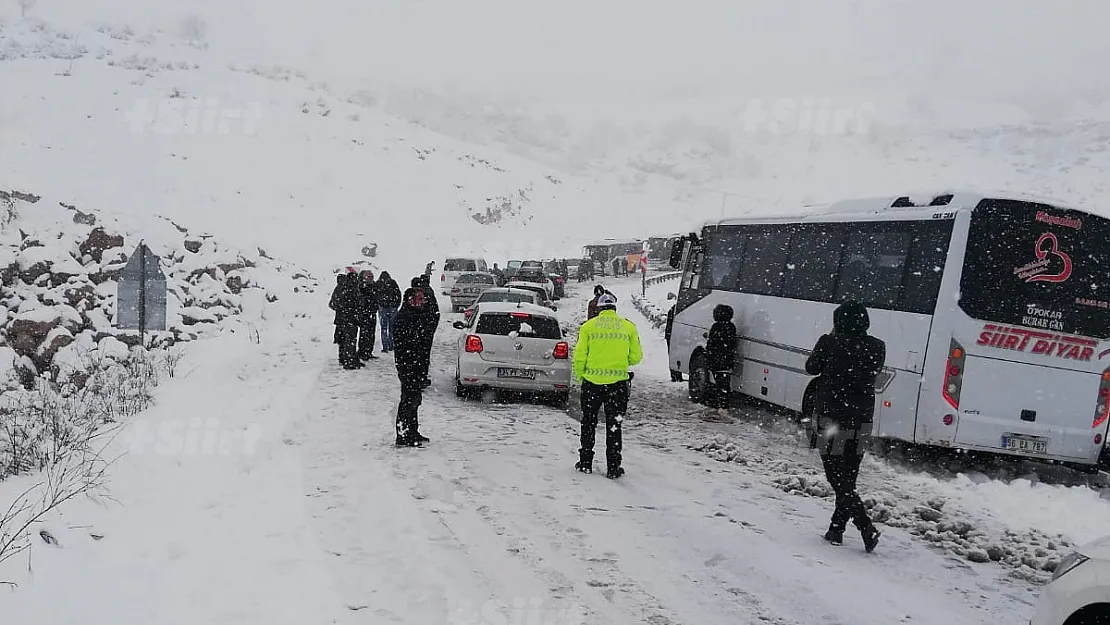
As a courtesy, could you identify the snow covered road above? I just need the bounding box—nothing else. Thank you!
[291,281,1029,625]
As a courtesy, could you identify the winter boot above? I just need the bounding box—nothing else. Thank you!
[606,466,625,479]
[823,527,844,545]
[861,525,881,553]
[413,432,429,443]
[574,460,592,474]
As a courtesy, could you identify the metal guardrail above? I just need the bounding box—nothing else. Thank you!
[630,272,680,329]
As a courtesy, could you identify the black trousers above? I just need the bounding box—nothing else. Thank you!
[357,316,377,358]
[820,437,873,532]
[711,370,731,408]
[579,380,629,470]
[336,323,359,368]
[396,366,423,441]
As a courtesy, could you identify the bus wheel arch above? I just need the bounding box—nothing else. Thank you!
[688,349,710,404]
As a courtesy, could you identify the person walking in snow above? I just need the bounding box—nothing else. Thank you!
[376,271,402,353]
[356,270,380,360]
[328,270,363,370]
[491,263,505,287]
[805,300,885,552]
[704,304,737,411]
[392,288,431,446]
[573,293,642,478]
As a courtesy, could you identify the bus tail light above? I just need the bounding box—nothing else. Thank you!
[943,339,965,409]
[1094,366,1110,429]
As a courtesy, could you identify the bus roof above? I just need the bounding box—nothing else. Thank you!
[583,238,642,246]
[706,189,1096,228]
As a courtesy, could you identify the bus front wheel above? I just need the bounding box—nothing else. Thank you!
[688,352,710,404]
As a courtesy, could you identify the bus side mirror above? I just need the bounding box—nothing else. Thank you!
[669,239,685,268]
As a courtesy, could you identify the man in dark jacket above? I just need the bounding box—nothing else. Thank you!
[414,275,440,388]
[392,289,430,446]
[328,271,362,370]
[586,285,614,320]
[705,304,737,410]
[356,270,379,360]
[805,300,885,552]
[376,271,402,353]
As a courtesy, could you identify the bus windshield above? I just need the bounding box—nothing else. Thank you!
[959,199,1110,339]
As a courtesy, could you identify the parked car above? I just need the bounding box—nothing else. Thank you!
[452,302,571,405]
[510,267,556,299]
[448,272,498,312]
[1030,534,1110,625]
[504,281,556,310]
[440,257,489,294]
[461,287,543,321]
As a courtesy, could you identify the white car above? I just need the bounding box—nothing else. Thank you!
[440,257,489,294]
[452,302,571,405]
[502,281,557,311]
[1031,535,1110,625]
[448,272,498,312]
[461,287,543,322]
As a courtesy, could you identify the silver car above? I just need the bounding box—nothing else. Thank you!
[452,301,572,406]
[449,272,497,312]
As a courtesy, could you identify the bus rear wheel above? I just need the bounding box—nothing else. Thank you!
[688,352,710,404]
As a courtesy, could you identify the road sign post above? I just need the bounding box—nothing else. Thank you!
[117,241,167,344]
[641,241,648,297]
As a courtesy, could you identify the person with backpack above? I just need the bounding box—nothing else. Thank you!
[805,300,886,553]
[375,271,402,353]
[573,293,642,478]
[705,304,738,411]
[392,288,431,446]
[328,270,363,370]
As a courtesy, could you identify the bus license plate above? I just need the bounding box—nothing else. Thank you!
[498,368,535,380]
[1001,434,1048,455]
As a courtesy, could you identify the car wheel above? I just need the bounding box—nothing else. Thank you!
[454,370,468,399]
[688,352,711,404]
[552,391,570,409]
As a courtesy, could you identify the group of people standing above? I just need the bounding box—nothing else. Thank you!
[328,268,441,445]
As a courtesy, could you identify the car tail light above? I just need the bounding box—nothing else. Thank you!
[943,339,965,409]
[465,335,483,353]
[510,312,530,318]
[451,287,461,294]
[553,342,569,359]
[943,414,954,426]
[1094,366,1110,429]
[440,273,445,282]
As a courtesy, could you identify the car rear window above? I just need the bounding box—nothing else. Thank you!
[476,312,561,339]
[509,285,546,299]
[478,291,536,304]
[456,273,494,284]
[445,259,477,271]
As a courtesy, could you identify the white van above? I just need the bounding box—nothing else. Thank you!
[440,258,489,294]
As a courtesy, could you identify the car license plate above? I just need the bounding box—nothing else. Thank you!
[1001,434,1048,455]
[497,368,535,380]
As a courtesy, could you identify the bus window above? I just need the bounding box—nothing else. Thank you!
[737,226,791,296]
[783,225,843,302]
[836,228,911,309]
[901,221,954,314]
[702,227,745,291]
[959,200,1110,338]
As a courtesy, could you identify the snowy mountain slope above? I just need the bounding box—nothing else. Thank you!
[0,15,683,283]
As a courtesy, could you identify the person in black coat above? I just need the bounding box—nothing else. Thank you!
[416,274,440,388]
[805,300,885,552]
[705,304,737,409]
[356,270,379,360]
[392,288,430,445]
[328,272,363,370]
[376,271,403,353]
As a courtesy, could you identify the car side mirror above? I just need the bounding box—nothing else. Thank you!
[452,321,467,330]
[702,332,708,339]
[667,292,676,300]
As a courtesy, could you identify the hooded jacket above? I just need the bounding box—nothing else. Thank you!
[392,293,429,371]
[356,274,379,322]
[376,272,402,309]
[706,304,737,371]
[328,273,362,325]
[573,309,643,384]
[804,301,886,429]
